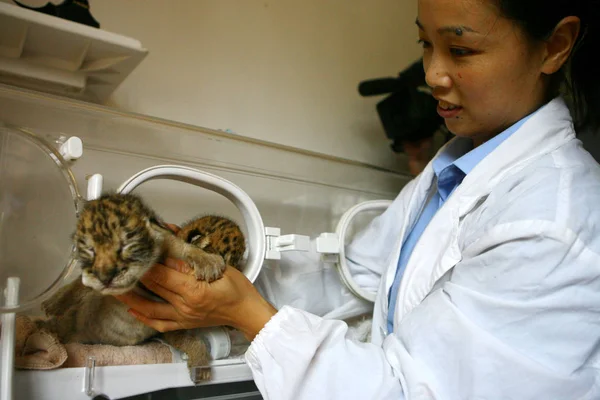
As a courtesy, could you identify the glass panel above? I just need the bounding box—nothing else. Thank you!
[0,126,79,313]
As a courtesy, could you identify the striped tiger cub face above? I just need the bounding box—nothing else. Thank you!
[73,193,164,295]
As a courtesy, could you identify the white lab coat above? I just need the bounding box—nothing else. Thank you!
[245,97,600,399]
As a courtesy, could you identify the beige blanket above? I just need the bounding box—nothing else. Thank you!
[8,315,173,370]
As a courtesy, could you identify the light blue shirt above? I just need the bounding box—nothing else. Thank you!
[387,115,534,333]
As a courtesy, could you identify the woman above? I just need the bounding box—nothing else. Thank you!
[117,0,600,398]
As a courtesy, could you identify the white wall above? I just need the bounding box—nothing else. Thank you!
[89,0,422,172]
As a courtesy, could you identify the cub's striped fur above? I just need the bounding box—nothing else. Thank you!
[37,193,246,381]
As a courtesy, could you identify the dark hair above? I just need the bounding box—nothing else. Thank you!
[494,0,599,132]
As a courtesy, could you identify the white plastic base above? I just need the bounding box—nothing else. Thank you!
[14,360,253,400]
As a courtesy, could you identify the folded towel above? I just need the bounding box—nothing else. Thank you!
[15,315,67,370]
[6,315,173,370]
[63,341,172,368]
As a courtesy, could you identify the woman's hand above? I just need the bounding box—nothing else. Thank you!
[115,258,278,341]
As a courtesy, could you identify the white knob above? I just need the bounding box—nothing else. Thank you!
[59,136,83,161]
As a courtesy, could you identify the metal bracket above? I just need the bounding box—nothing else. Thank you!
[315,232,341,263]
[264,227,310,260]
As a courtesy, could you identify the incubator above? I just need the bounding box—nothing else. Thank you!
[0,83,409,399]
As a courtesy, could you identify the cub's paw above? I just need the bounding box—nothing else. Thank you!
[188,254,226,282]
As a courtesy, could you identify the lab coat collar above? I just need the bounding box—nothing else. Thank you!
[456,97,575,215]
[379,97,576,336]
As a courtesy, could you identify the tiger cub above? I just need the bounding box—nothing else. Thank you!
[36,193,245,381]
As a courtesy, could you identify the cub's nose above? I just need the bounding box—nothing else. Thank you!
[96,268,119,286]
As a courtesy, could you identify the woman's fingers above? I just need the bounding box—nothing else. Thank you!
[114,292,180,321]
[141,263,195,300]
[138,276,184,306]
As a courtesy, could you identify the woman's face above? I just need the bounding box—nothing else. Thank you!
[418,0,548,145]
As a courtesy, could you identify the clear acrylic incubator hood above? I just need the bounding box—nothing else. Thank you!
[0,125,273,398]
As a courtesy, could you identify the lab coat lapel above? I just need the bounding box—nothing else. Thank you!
[381,166,436,296]
[371,165,436,343]
[393,97,576,323]
[395,187,461,320]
